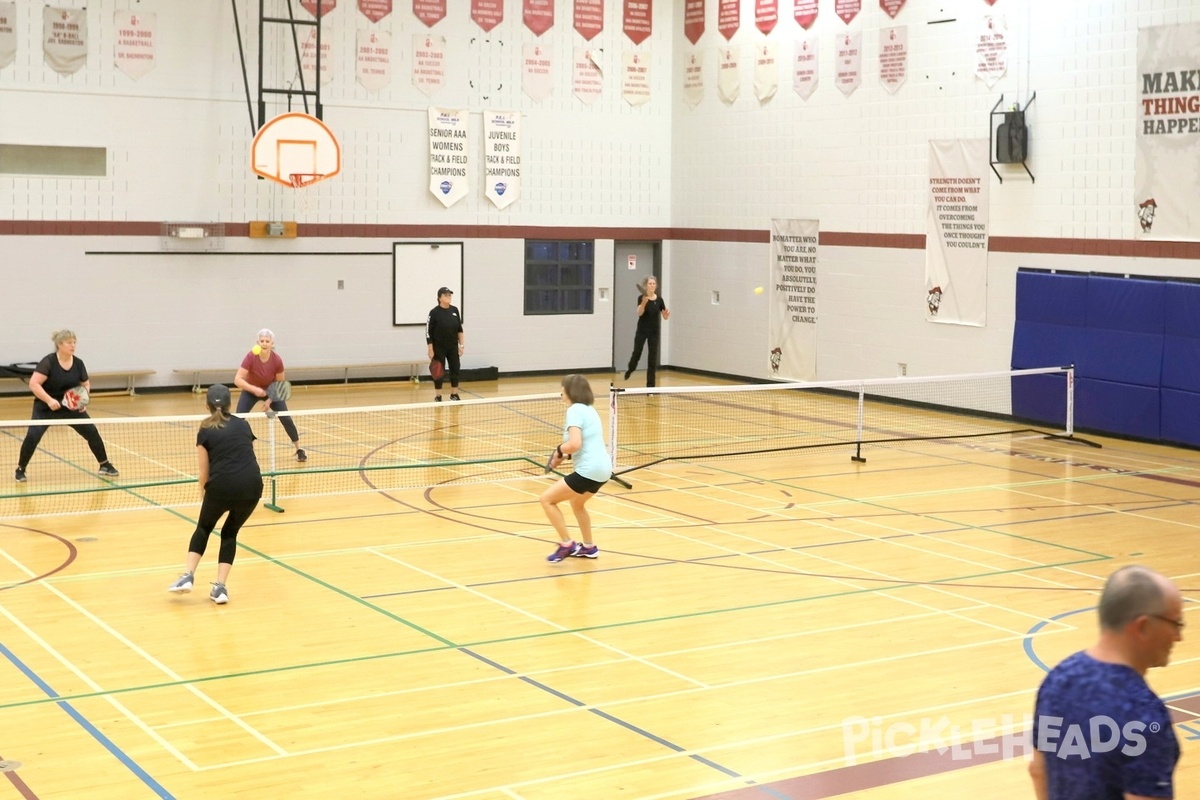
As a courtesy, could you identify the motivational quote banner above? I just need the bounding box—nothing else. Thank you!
[769,219,819,381]
[925,139,989,327]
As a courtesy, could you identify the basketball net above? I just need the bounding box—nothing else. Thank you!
[289,173,321,216]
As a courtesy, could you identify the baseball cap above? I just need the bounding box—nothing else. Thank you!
[437,286,453,296]
[206,384,232,408]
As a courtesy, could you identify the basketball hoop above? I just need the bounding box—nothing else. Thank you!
[289,173,323,217]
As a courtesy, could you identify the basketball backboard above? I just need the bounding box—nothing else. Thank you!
[251,112,342,188]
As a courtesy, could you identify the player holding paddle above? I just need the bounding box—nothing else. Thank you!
[426,287,465,402]
[623,276,669,387]
[14,329,119,483]
[233,328,306,462]
[541,374,611,562]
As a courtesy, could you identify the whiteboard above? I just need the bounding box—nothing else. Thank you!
[393,242,463,325]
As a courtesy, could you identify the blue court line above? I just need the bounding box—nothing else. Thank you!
[1177,723,1200,741]
[1023,607,1096,673]
[0,640,174,799]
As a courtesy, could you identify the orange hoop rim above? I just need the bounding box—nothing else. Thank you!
[289,173,325,189]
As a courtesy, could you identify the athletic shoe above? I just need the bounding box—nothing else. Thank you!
[546,541,580,562]
[623,369,633,380]
[450,394,461,401]
[572,544,599,558]
[98,462,119,477]
[168,572,194,593]
[210,582,229,604]
[434,396,443,402]
[295,449,307,463]
[14,467,26,483]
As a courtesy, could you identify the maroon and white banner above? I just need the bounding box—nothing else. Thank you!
[484,110,521,209]
[412,34,445,96]
[0,3,15,70]
[472,0,503,32]
[793,33,818,99]
[880,0,904,18]
[984,0,998,5]
[301,29,333,86]
[755,42,778,102]
[794,0,817,30]
[624,0,652,45]
[575,0,603,40]
[523,44,553,101]
[359,0,392,22]
[115,11,155,80]
[574,47,603,104]
[1136,23,1200,240]
[835,0,860,24]
[414,0,445,27]
[684,0,704,45]
[683,48,704,106]
[718,0,739,41]
[835,31,861,96]
[429,107,469,208]
[926,140,989,327]
[879,25,906,93]
[975,15,1007,87]
[357,30,391,91]
[769,219,819,381]
[756,0,777,35]
[717,45,740,103]
[44,7,86,75]
[302,0,338,18]
[524,0,553,36]
[622,50,651,105]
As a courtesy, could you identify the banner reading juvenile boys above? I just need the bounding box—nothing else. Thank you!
[769,219,819,381]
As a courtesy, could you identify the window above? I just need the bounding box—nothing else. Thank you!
[524,240,595,315]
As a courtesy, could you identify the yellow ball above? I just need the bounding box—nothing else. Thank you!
[252,345,262,355]
[754,286,764,295]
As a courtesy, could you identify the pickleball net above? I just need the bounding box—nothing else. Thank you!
[0,367,1081,517]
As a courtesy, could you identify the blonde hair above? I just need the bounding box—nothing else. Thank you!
[199,404,231,430]
[561,374,595,405]
[51,329,76,347]
[637,276,657,294]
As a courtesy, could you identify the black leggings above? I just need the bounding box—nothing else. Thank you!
[236,392,300,444]
[627,331,660,387]
[188,486,262,564]
[432,345,461,390]
[18,403,110,469]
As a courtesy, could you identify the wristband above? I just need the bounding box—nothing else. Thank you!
[555,446,564,459]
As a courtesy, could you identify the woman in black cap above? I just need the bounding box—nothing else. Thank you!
[425,286,465,401]
[167,384,263,604]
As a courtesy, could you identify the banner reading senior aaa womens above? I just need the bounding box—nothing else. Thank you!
[925,140,989,327]
[1136,22,1200,239]
[769,219,819,381]
[429,107,469,208]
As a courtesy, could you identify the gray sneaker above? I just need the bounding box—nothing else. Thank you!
[14,467,26,483]
[209,582,229,604]
[168,573,194,593]
[98,462,119,477]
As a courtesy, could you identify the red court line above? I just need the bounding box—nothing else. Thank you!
[0,755,38,800]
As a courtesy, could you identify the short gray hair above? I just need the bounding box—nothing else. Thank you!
[51,329,77,346]
[1098,565,1168,630]
[257,328,275,341]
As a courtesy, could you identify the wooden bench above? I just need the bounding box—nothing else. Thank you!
[175,362,427,393]
[0,369,154,397]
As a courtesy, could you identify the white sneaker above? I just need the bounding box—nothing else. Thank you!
[209,582,229,604]
[168,573,194,593]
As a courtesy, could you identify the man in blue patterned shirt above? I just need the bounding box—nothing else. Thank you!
[1030,565,1183,799]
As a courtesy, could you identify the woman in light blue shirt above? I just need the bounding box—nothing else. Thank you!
[541,374,612,562]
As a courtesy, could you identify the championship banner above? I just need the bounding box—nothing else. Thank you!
[835,31,861,97]
[429,107,469,208]
[623,0,652,45]
[925,140,989,327]
[718,0,739,41]
[794,0,817,30]
[879,25,906,94]
[717,45,740,104]
[412,34,445,96]
[573,46,603,104]
[0,3,15,70]
[756,0,777,35]
[683,48,703,107]
[1135,23,1200,240]
[793,33,817,99]
[880,0,905,18]
[622,50,651,105]
[574,0,603,40]
[754,42,778,103]
[769,219,819,381]
[357,30,391,92]
[472,0,503,32]
[301,29,333,86]
[684,0,704,45]
[302,0,338,17]
[835,0,860,25]
[975,15,1007,87]
[114,11,154,80]
[44,7,86,75]
[524,0,553,36]
[414,0,445,27]
[484,110,521,209]
[359,0,392,22]
[523,44,553,101]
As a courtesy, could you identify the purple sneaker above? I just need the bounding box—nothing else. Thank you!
[546,541,579,562]
[572,544,599,558]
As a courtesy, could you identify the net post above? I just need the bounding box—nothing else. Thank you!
[851,382,867,463]
[1064,365,1075,438]
[607,384,633,489]
[263,412,285,513]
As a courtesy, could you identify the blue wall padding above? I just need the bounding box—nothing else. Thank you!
[1011,323,1083,371]
[1162,336,1200,393]
[1085,276,1165,334]
[1164,281,1200,337]
[1161,389,1200,448]
[1011,373,1067,426]
[1016,270,1088,325]
[1075,378,1160,439]
[1076,329,1162,387]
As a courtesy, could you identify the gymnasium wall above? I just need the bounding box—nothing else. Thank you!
[2,0,1199,389]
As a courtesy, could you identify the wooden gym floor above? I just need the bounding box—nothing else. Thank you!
[0,372,1198,799]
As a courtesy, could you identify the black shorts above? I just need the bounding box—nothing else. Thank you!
[565,471,607,495]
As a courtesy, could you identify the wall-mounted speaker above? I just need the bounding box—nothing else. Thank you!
[996,110,1028,163]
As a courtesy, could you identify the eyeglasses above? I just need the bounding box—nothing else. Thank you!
[1150,614,1186,632]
